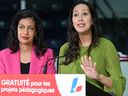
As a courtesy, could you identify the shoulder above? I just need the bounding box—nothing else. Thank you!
[98,37,117,51]
[0,48,12,59]
[0,48,12,55]
[60,42,69,51]
[99,37,115,46]
[44,48,54,56]
[59,42,69,56]
[46,48,53,53]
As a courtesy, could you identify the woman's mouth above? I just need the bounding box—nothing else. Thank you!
[78,23,85,28]
[22,36,29,40]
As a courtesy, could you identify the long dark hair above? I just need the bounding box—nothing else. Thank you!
[64,1,102,65]
[7,9,47,57]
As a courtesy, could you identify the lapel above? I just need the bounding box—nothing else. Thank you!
[29,47,40,73]
[8,50,20,74]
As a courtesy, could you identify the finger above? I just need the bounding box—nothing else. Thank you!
[94,62,96,70]
[80,64,84,70]
[80,64,86,73]
[84,55,89,66]
[88,56,92,65]
[89,56,93,67]
[81,56,84,65]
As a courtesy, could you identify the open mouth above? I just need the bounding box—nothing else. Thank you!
[78,23,85,28]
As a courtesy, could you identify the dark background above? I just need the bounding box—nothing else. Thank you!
[0,0,127,56]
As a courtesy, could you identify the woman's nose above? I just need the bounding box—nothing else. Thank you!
[78,15,83,21]
[24,28,29,34]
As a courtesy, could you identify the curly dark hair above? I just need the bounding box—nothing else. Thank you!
[7,9,47,57]
[64,1,102,65]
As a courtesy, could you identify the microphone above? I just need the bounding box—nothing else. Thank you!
[43,55,64,74]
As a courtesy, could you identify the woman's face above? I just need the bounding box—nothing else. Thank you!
[17,17,36,46]
[72,3,93,34]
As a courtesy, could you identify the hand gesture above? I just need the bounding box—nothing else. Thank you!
[80,55,99,80]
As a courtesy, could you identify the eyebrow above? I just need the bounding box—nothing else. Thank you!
[73,9,89,12]
[18,24,34,27]
[18,24,24,26]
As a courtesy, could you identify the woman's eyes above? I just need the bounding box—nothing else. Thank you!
[83,12,88,15]
[18,26,34,31]
[28,27,34,31]
[73,12,88,17]
[73,13,78,17]
[18,26,24,29]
